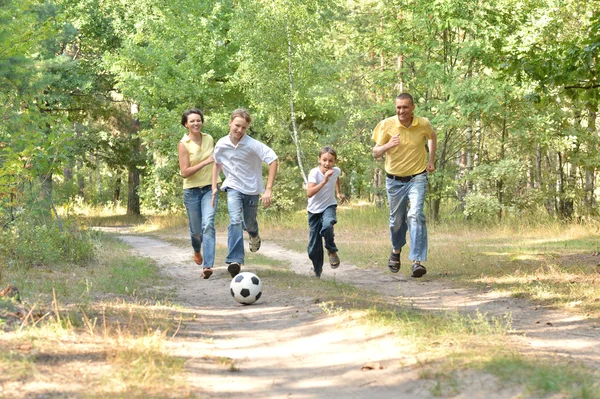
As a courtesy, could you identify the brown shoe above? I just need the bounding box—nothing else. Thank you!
[202,268,213,279]
[194,251,203,265]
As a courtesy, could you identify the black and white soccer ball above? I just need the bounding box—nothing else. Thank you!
[230,272,263,305]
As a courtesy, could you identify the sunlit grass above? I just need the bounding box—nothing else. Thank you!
[0,232,192,397]
[255,204,600,317]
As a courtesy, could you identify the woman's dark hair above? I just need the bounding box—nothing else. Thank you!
[319,146,337,159]
[181,108,204,127]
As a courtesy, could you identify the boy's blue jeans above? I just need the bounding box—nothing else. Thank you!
[386,173,428,262]
[183,185,218,268]
[225,188,259,264]
[307,205,338,275]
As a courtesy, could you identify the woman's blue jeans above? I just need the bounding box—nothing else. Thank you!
[225,188,259,265]
[386,173,428,262]
[307,205,338,275]
[183,185,217,268]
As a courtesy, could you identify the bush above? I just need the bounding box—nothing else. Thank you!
[464,193,501,223]
[1,218,97,269]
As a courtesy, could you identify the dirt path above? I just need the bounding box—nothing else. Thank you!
[115,230,600,398]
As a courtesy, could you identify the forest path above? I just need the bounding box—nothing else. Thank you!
[112,229,600,398]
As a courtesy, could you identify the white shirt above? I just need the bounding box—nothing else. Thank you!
[307,167,340,214]
[213,134,278,195]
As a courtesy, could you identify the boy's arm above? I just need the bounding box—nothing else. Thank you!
[335,176,346,204]
[307,170,332,198]
[211,163,222,208]
[261,160,278,208]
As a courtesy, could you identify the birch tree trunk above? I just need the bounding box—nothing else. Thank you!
[286,18,307,185]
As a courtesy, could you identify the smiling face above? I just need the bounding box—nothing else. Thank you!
[318,151,336,173]
[228,116,249,144]
[184,112,203,134]
[395,97,415,127]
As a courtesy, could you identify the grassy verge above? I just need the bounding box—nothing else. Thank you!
[0,233,192,398]
[61,204,600,397]
[257,204,600,317]
[258,266,600,398]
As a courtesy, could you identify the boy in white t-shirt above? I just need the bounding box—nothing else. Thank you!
[306,146,346,278]
[212,108,278,278]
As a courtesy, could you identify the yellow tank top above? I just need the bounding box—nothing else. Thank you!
[180,133,219,189]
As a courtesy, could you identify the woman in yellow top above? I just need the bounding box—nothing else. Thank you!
[178,108,220,279]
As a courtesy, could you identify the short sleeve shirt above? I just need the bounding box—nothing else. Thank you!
[307,167,340,214]
[180,133,217,189]
[372,116,433,176]
[213,134,278,195]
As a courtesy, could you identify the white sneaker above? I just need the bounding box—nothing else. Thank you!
[249,235,261,252]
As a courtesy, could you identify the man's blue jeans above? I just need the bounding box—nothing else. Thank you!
[307,205,338,275]
[225,188,259,264]
[183,185,217,268]
[386,173,428,262]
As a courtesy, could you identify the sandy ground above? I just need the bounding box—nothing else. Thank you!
[114,230,600,398]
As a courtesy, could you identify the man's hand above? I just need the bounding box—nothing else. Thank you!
[211,188,219,208]
[261,188,273,208]
[427,161,435,173]
[387,135,400,149]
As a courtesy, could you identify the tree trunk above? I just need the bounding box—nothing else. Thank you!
[113,172,122,205]
[585,107,597,213]
[127,104,142,216]
[497,115,506,221]
[285,18,307,185]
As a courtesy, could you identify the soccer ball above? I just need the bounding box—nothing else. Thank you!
[230,272,263,305]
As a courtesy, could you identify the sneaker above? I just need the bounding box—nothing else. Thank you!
[411,262,427,278]
[193,251,203,265]
[202,268,213,279]
[227,262,241,278]
[249,235,261,252]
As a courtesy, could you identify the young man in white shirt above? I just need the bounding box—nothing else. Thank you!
[212,108,278,278]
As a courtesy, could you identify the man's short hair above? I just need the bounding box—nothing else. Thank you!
[395,93,414,104]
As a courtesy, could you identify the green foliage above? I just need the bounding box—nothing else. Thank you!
[1,219,97,268]
[463,193,501,222]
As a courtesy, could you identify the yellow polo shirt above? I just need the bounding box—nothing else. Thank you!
[372,116,433,176]
[180,133,219,189]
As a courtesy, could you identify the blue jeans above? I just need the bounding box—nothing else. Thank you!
[386,173,428,262]
[183,185,217,268]
[225,189,259,264]
[307,205,338,275]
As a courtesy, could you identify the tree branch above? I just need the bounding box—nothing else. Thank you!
[564,83,600,90]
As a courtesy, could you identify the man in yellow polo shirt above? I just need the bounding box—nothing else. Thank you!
[372,93,437,277]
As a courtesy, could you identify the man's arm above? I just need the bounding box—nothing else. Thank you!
[211,163,222,208]
[261,160,278,208]
[427,131,437,173]
[372,135,399,159]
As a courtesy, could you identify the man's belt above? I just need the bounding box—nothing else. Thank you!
[386,170,426,182]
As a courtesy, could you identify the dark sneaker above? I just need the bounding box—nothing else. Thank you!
[411,262,427,278]
[202,268,213,279]
[227,262,241,278]
[249,235,261,252]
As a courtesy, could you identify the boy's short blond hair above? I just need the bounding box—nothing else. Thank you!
[230,108,252,124]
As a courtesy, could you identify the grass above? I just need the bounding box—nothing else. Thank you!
[19,202,600,397]
[0,232,193,398]
[256,204,600,317]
